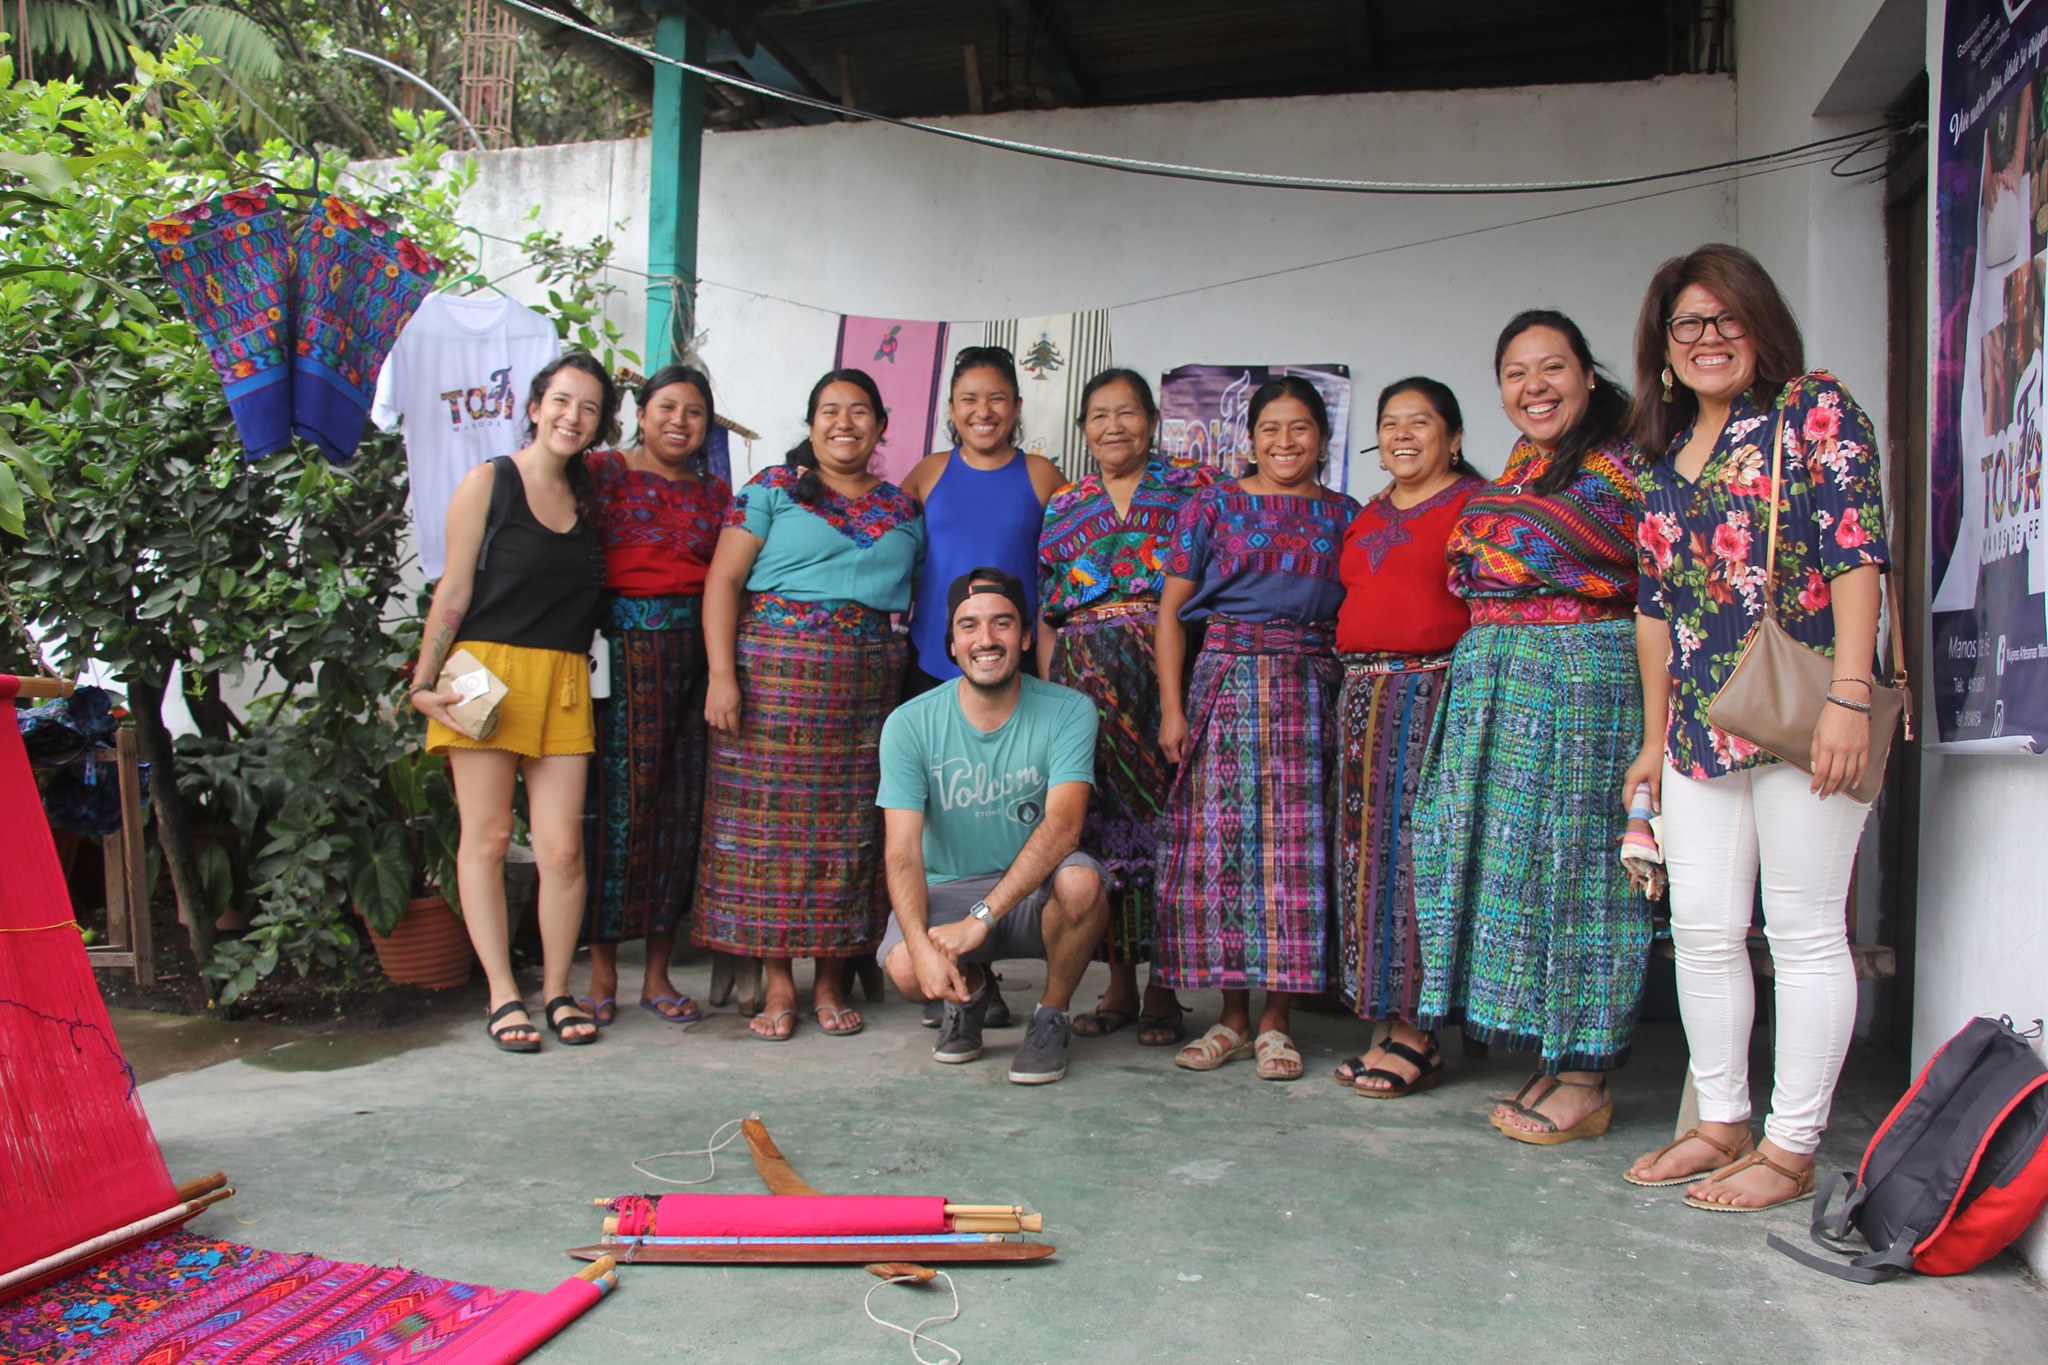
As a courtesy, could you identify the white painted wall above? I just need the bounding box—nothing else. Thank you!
[449,76,1736,488]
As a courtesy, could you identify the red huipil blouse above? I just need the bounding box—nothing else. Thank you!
[1335,476,1486,656]
[586,449,730,598]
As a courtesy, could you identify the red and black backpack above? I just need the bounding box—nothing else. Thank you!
[1769,1014,2048,1282]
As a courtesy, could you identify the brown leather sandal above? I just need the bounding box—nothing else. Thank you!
[1681,1149,1818,1212]
[1623,1127,1756,1188]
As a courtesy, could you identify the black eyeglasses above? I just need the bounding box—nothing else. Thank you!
[1665,312,1747,344]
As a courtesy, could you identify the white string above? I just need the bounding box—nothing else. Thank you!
[628,1115,750,1185]
[864,1272,964,1365]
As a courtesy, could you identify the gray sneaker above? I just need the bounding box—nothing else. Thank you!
[925,971,1012,1028]
[1007,1004,1072,1085]
[932,982,991,1064]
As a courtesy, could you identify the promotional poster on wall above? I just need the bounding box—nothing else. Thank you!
[1932,0,2048,749]
[1157,363,1353,493]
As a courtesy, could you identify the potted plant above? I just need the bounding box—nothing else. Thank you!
[353,748,473,989]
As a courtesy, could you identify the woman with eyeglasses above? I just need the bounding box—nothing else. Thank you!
[1412,311,1648,1142]
[901,346,1068,695]
[1620,245,1890,1212]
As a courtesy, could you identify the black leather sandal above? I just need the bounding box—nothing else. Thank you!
[1353,1035,1443,1099]
[543,994,599,1046]
[486,1000,540,1054]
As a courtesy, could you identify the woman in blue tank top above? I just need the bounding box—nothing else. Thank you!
[900,345,1067,693]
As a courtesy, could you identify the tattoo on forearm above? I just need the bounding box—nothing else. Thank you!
[420,610,461,682]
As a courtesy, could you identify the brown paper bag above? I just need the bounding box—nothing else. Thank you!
[436,648,507,741]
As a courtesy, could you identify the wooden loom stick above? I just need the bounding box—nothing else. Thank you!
[564,1241,1054,1266]
[741,1117,821,1196]
[176,1172,229,1202]
[0,1184,236,1296]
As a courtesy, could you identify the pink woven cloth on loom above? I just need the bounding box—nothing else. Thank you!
[0,676,180,1280]
[0,1229,606,1364]
[611,1194,951,1237]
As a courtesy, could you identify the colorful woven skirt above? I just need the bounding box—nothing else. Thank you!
[1048,601,1171,965]
[582,594,709,947]
[1154,618,1341,993]
[692,602,904,958]
[1413,617,1648,1072]
[1333,651,1454,1023]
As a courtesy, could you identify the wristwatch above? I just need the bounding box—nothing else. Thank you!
[967,900,995,927]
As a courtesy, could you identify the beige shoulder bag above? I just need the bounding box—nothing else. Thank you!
[1704,400,1911,804]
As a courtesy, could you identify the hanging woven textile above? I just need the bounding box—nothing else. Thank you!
[144,186,296,457]
[289,194,444,462]
[145,185,443,464]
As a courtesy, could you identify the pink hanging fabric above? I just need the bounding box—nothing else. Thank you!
[614,1193,951,1238]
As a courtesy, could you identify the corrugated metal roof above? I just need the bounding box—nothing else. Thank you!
[677,0,1717,126]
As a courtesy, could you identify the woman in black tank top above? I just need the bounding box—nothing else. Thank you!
[410,353,616,1053]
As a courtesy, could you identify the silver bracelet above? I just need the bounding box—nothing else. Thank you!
[1825,691,1873,714]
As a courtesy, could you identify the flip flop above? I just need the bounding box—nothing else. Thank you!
[812,1004,865,1036]
[543,995,599,1046]
[1070,1004,1138,1038]
[1137,1008,1189,1048]
[485,1000,540,1054]
[577,995,618,1028]
[1680,1149,1817,1212]
[750,1008,798,1041]
[1624,1127,1756,1188]
[640,994,703,1024]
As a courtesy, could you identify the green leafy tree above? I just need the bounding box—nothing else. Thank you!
[0,44,472,993]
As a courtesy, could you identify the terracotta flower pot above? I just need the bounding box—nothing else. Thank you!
[362,894,474,990]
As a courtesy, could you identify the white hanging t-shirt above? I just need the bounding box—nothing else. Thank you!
[371,293,561,578]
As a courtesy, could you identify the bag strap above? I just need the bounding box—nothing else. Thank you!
[1765,1171,1919,1283]
[475,455,517,573]
[1764,382,1913,735]
[1759,401,1787,622]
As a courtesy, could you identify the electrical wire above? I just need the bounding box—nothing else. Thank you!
[492,0,1897,198]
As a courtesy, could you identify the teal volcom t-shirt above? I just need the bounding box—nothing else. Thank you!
[876,675,1097,885]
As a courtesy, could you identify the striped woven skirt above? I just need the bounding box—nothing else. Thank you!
[692,597,904,958]
[1413,615,1649,1072]
[1333,650,1454,1023]
[1154,618,1341,993]
[582,594,709,945]
[1048,601,1171,965]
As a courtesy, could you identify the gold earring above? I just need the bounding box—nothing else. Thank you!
[1661,366,1674,403]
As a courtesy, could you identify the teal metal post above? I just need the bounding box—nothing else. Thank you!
[646,6,705,371]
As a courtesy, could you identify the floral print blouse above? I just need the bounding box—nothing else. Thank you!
[1037,459,1215,623]
[1636,372,1891,778]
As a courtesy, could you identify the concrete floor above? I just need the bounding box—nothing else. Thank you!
[124,954,2048,1365]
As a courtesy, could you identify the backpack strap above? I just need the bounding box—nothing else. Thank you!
[476,456,518,574]
[1766,1172,1919,1283]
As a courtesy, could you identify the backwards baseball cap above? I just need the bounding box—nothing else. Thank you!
[945,566,1029,645]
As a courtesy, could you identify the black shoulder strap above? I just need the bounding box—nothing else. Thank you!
[476,456,517,573]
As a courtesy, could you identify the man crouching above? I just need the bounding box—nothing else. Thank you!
[878,567,1109,1084]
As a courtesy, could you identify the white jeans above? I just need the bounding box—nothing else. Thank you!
[1661,760,1871,1153]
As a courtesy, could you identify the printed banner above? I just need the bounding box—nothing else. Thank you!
[985,310,1113,481]
[1156,363,1352,493]
[834,315,949,484]
[1933,0,2048,748]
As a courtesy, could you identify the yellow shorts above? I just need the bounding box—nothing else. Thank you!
[425,640,594,760]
